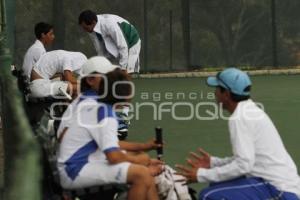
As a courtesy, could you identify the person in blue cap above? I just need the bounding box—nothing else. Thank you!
[176,68,300,200]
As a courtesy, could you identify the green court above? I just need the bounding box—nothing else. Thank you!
[129,74,300,190]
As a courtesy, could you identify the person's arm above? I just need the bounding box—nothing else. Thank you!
[88,114,150,166]
[50,73,63,80]
[32,46,46,63]
[196,120,255,183]
[176,120,255,183]
[63,70,77,84]
[105,149,150,166]
[210,156,234,168]
[184,148,233,169]
[103,19,129,68]
[119,139,160,152]
[62,70,78,97]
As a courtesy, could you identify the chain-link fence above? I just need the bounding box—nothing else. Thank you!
[1,0,41,199]
[14,0,300,72]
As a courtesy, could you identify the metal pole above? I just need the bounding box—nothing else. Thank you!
[53,0,65,49]
[143,0,148,72]
[169,10,173,71]
[271,0,278,67]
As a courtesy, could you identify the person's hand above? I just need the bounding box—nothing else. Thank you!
[149,158,164,166]
[148,158,164,176]
[187,148,211,169]
[175,164,198,184]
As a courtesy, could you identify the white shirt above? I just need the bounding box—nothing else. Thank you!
[57,91,120,179]
[197,99,300,196]
[57,90,100,137]
[32,50,87,79]
[22,40,46,79]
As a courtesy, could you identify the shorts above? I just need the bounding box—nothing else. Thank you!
[58,161,130,189]
[29,79,69,98]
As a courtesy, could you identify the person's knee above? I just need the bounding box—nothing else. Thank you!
[199,186,219,200]
[127,164,154,186]
[198,188,208,200]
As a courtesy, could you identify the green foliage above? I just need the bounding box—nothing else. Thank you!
[14,0,300,71]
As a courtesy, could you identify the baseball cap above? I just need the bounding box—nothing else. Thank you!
[80,56,119,77]
[206,68,252,96]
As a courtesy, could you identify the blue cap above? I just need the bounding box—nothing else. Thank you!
[206,68,252,96]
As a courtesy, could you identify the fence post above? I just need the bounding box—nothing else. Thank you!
[0,0,41,199]
[143,0,148,72]
[271,0,278,67]
[169,10,173,71]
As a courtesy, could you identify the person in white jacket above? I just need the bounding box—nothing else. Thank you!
[78,10,141,74]
[22,22,55,79]
[79,10,141,137]
[176,68,300,200]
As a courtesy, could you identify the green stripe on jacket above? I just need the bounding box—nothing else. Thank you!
[118,22,140,48]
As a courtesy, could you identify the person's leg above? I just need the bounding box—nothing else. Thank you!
[127,151,149,162]
[265,182,300,200]
[281,192,300,200]
[29,79,52,98]
[51,81,72,99]
[68,161,130,189]
[199,177,275,200]
[116,105,131,140]
[146,178,159,200]
[127,164,159,200]
[127,39,141,73]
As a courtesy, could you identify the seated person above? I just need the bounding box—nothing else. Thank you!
[22,22,55,79]
[176,68,300,200]
[30,50,87,99]
[57,56,162,200]
[58,56,160,154]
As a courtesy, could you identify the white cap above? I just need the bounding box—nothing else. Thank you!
[80,56,119,77]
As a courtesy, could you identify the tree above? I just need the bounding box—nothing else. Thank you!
[191,0,270,66]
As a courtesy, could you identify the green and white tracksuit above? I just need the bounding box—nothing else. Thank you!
[89,14,141,73]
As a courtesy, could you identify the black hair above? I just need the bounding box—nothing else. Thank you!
[80,77,91,92]
[98,68,132,105]
[34,22,53,39]
[78,10,98,25]
[218,86,251,102]
[80,72,101,92]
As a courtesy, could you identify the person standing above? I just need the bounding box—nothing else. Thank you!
[78,10,141,74]
[176,68,300,200]
[22,22,55,79]
[79,10,141,136]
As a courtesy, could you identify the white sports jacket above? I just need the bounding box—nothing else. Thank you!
[89,14,140,68]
